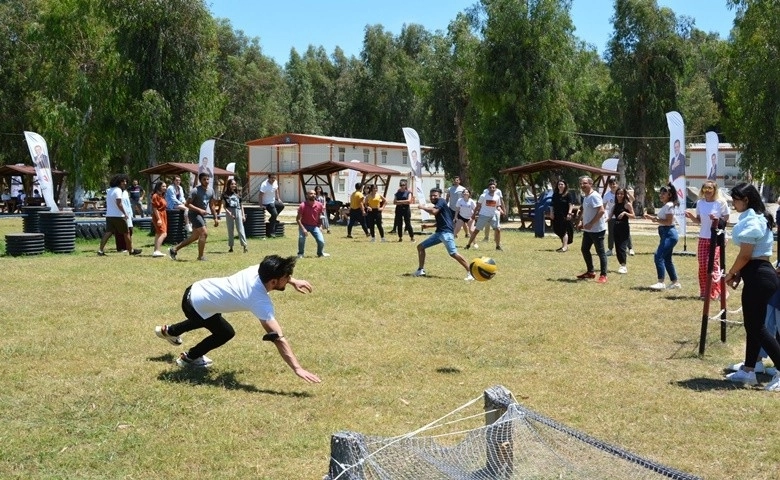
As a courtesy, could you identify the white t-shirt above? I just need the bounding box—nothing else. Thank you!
[602,189,616,218]
[447,185,465,211]
[456,197,476,219]
[477,191,502,218]
[260,179,278,206]
[657,202,677,224]
[695,199,729,239]
[105,186,124,218]
[121,190,133,227]
[190,265,275,321]
[581,190,606,232]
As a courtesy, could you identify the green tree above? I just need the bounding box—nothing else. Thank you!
[102,0,223,174]
[605,0,685,208]
[285,49,321,134]
[213,19,286,177]
[0,0,40,166]
[468,0,578,191]
[423,12,480,186]
[723,0,780,182]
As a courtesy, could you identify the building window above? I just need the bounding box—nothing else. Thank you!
[435,180,441,189]
[363,149,370,163]
[685,155,690,167]
[338,179,345,193]
[725,153,737,167]
[402,151,408,165]
[338,147,345,162]
[381,150,387,164]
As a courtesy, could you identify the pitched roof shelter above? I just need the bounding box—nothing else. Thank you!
[292,160,401,198]
[499,159,618,210]
[139,162,233,177]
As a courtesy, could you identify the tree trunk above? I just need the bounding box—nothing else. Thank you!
[455,111,470,186]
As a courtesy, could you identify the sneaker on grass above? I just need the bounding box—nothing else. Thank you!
[413,268,426,277]
[576,272,596,280]
[155,325,183,346]
[765,373,780,392]
[725,369,758,385]
[596,275,607,284]
[666,282,682,290]
[617,265,627,274]
[649,282,666,290]
[464,274,475,281]
[176,352,213,368]
[727,361,766,374]
[168,246,177,260]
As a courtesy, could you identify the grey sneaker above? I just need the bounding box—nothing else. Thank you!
[176,353,213,368]
[155,325,183,346]
[168,246,177,260]
[413,268,426,277]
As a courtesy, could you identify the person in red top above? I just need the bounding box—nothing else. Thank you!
[297,189,330,258]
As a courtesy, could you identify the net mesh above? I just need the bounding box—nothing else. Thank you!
[326,388,699,480]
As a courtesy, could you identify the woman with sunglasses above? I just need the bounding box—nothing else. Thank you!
[685,181,730,300]
[643,183,681,290]
[722,183,780,390]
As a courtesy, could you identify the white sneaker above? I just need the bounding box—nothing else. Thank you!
[649,282,666,290]
[617,265,627,274]
[728,361,766,374]
[765,373,780,392]
[380,238,387,242]
[725,369,758,385]
[606,249,613,256]
[629,249,635,256]
[472,243,479,250]
[413,268,426,277]
[152,251,165,258]
[464,274,475,281]
[667,282,682,290]
[318,253,331,257]
[370,237,376,242]
[155,325,183,346]
[297,254,304,259]
[176,353,213,368]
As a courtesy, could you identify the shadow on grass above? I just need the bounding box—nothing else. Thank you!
[436,367,461,374]
[550,278,582,283]
[673,377,764,392]
[155,365,313,398]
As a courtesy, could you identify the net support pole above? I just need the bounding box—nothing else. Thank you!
[326,431,366,480]
[484,385,515,478]
[699,219,719,355]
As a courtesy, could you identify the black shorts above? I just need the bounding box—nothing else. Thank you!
[106,217,128,235]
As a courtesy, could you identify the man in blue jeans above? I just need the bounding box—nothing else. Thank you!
[296,189,330,258]
[575,176,608,283]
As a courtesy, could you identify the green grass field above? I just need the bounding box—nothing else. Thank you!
[0,215,778,480]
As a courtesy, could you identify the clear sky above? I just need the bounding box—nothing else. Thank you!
[208,0,736,66]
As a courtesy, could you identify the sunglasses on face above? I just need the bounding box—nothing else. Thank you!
[701,187,714,192]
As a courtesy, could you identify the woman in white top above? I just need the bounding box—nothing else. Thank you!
[643,184,681,290]
[685,180,730,300]
[453,189,476,239]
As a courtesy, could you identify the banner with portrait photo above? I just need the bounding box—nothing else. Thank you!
[665,111,686,238]
[402,127,429,220]
[705,131,719,182]
[24,131,58,212]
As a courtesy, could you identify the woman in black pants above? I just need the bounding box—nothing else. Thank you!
[723,183,780,390]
